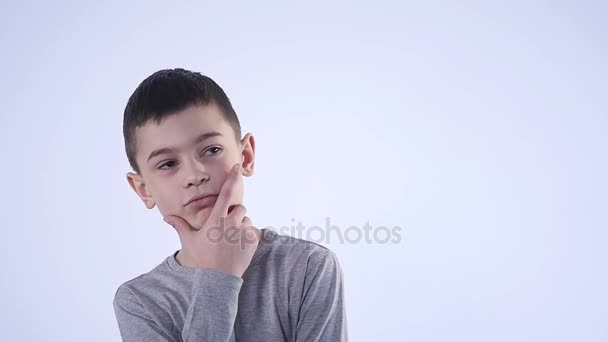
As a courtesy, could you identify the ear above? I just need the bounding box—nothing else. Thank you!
[126,172,156,209]
[240,133,256,177]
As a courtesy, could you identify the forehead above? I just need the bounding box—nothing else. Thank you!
[134,103,234,160]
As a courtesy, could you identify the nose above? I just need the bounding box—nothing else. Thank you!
[183,159,210,188]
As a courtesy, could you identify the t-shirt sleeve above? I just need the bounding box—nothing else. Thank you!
[296,250,349,341]
[113,285,179,341]
[113,269,243,342]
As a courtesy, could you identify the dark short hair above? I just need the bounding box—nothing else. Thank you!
[123,68,242,173]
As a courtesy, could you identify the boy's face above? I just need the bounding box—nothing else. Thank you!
[126,103,255,230]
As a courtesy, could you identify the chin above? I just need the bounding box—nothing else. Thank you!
[187,209,212,230]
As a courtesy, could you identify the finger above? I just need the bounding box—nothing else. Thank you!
[209,163,243,219]
[227,204,247,223]
[241,216,253,231]
[241,219,259,245]
[242,215,252,227]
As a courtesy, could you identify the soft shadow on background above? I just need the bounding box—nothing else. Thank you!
[1,1,606,341]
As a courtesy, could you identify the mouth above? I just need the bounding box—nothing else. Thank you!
[184,194,218,209]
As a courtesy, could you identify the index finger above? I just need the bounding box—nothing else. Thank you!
[208,163,243,220]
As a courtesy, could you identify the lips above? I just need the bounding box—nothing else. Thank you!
[184,194,218,208]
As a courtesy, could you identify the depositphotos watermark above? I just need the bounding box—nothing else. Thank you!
[206,216,403,248]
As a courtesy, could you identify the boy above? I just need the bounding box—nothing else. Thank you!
[113,68,348,341]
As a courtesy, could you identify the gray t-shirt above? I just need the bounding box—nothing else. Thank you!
[113,228,348,341]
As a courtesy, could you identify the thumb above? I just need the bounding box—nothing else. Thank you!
[163,215,193,235]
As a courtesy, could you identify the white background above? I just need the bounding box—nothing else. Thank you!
[1,1,606,341]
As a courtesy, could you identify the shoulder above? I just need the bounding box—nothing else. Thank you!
[113,256,175,305]
[257,228,343,275]
[262,228,332,256]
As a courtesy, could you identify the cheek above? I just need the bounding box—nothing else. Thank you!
[208,159,237,181]
[148,181,181,213]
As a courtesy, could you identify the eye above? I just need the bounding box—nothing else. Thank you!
[158,160,177,170]
[203,146,222,156]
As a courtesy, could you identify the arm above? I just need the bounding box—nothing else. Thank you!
[113,269,242,342]
[181,269,242,341]
[296,250,349,342]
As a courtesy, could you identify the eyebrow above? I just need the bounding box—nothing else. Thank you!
[146,131,223,162]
